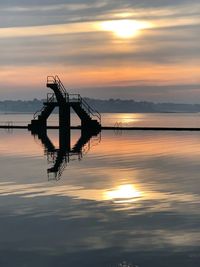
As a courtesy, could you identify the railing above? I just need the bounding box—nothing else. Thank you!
[33,106,45,120]
[47,93,56,103]
[48,157,68,181]
[47,75,69,99]
[57,157,69,180]
[69,94,101,124]
[33,92,55,119]
[82,132,101,155]
[81,97,101,124]
[46,75,101,124]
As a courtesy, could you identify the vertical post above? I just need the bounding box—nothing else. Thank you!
[59,103,71,151]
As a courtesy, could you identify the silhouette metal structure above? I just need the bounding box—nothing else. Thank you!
[33,127,101,180]
[28,75,101,179]
[28,76,101,133]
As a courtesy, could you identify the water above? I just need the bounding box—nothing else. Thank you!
[0,113,200,266]
[1,112,200,127]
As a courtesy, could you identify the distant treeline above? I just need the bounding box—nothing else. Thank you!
[1,98,200,113]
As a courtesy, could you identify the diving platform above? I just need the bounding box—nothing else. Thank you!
[28,76,101,133]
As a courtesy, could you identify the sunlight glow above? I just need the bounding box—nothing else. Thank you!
[116,113,144,125]
[104,184,142,203]
[100,19,152,38]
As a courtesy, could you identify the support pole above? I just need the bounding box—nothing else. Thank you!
[59,103,71,151]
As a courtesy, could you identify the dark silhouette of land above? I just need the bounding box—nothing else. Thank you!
[1,98,200,113]
[1,76,200,132]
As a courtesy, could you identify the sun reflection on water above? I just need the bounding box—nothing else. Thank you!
[104,184,142,203]
[114,113,144,126]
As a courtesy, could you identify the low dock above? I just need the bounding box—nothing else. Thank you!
[1,125,200,131]
[101,126,200,131]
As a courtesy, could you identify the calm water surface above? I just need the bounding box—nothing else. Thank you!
[1,112,200,127]
[0,113,200,266]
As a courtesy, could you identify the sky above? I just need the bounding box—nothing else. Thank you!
[0,0,199,102]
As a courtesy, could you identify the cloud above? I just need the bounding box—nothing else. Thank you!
[0,22,199,69]
[0,0,199,102]
[0,0,200,28]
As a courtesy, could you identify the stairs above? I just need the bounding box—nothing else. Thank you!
[28,94,57,132]
[48,151,68,180]
[72,130,99,153]
[47,76,67,104]
[71,102,101,130]
[36,130,56,153]
[37,103,56,121]
[28,75,101,132]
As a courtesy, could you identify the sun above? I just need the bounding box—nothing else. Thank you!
[100,19,151,38]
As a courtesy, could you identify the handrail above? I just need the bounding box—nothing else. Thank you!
[46,76,101,124]
[81,133,101,155]
[69,93,101,123]
[33,106,45,120]
[33,92,55,119]
[47,93,56,103]
[47,75,69,99]
[55,75,68,97]
[57,158,68,179]
[81,97,101,123]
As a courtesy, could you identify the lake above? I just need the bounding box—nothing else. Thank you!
[0,113,200,266]
[1,112,200,127]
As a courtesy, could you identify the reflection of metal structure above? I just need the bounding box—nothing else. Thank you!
[4,121,14,134]
[32,128,101,180]
[28,75,101,180]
